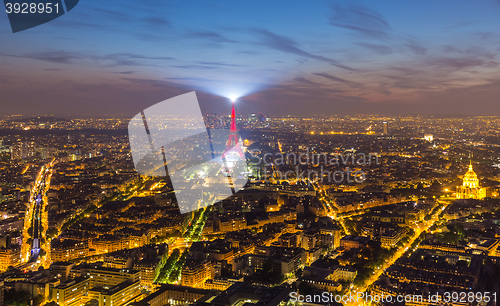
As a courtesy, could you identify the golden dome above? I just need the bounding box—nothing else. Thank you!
[463,162,479,188]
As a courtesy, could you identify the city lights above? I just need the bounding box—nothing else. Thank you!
[0,115,498,305]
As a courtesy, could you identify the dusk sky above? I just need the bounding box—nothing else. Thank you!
[2,0,500,117]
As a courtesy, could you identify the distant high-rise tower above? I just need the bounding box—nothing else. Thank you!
[224,100,243,158]
[383,121,388,135]
[249,112,257,123]
[10,141,34,160]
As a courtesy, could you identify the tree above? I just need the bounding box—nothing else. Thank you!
[27,226,34,236]
[46,227,59,239]
[295,268,303,278]
[428,180,442,193]
[298,281,313,295]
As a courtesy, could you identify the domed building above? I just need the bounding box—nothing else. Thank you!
[456,161,486,200]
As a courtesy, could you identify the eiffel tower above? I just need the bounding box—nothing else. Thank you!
[223,99,243,158]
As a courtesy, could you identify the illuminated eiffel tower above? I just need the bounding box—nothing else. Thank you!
[223,99,243,158]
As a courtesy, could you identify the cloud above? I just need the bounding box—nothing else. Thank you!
[0,51,175,67]
[379,49,500,93]
[293,77,318,85]
[404,40,427,55]
[122,77,187,90]
[3,51,84,64]
[166,76,220,83]
[425,57,497,70]
[49,18,113,31]
[251,28,355,71]
[236,50,260,55]
[330,4,390,39]
[313,73,362,88]
[100,53,175,66]
[197,61,248,67]
[170,65,219,70]
[90,7,129,22]
[143,16,170,26]
[376,85,392,96]
[441,45,496,60]
[188,31,237,43]
[442,45,458,53]
[113,71,135,74]
[355,43,392,54]
[104,53,175,61]
[48,10,116,31]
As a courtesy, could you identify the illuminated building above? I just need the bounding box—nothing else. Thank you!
[248,112,257,123]
[301,231,320,250]
[329,267,357,282]
[0,140,9,154]
[278,233,298,248]
[10,141,35,160]
[51,266,141,306]
[181,261,211,288]
[51,277,90,306]
[81,266,140,288]
[203,278,242,291]
[0,247,20,271]
[320,227,341,249]
[253,246,306,276]
[218,216,246,232]
[88,280,141,306]
[456,161,486,200]
[135,257,163,290]
[380,228,407,248]
[130,284,213,306]
[51,239,89,262]
[300,267,343,292]
[383,121,388,135]
[207,241,234,262]
[371,213,405,224]
[471,238,500,256]
[340,235,370,251]
[424,134,434,142]
[103,253,133,269]
[50,262,75,280]
[91,234,147,255]
[306,247,322,265]
[92,237,122,254]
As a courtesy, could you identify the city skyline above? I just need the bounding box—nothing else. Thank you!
[1,113,500,306]
[2,1,500,117]
[3,2,500,305]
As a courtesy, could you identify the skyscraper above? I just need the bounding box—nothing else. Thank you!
[383,121,388,135]
[10,141,34,160]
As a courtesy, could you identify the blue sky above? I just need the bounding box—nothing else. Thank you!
[2,0,500,117]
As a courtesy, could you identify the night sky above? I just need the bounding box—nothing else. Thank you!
[2,0,500,117]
